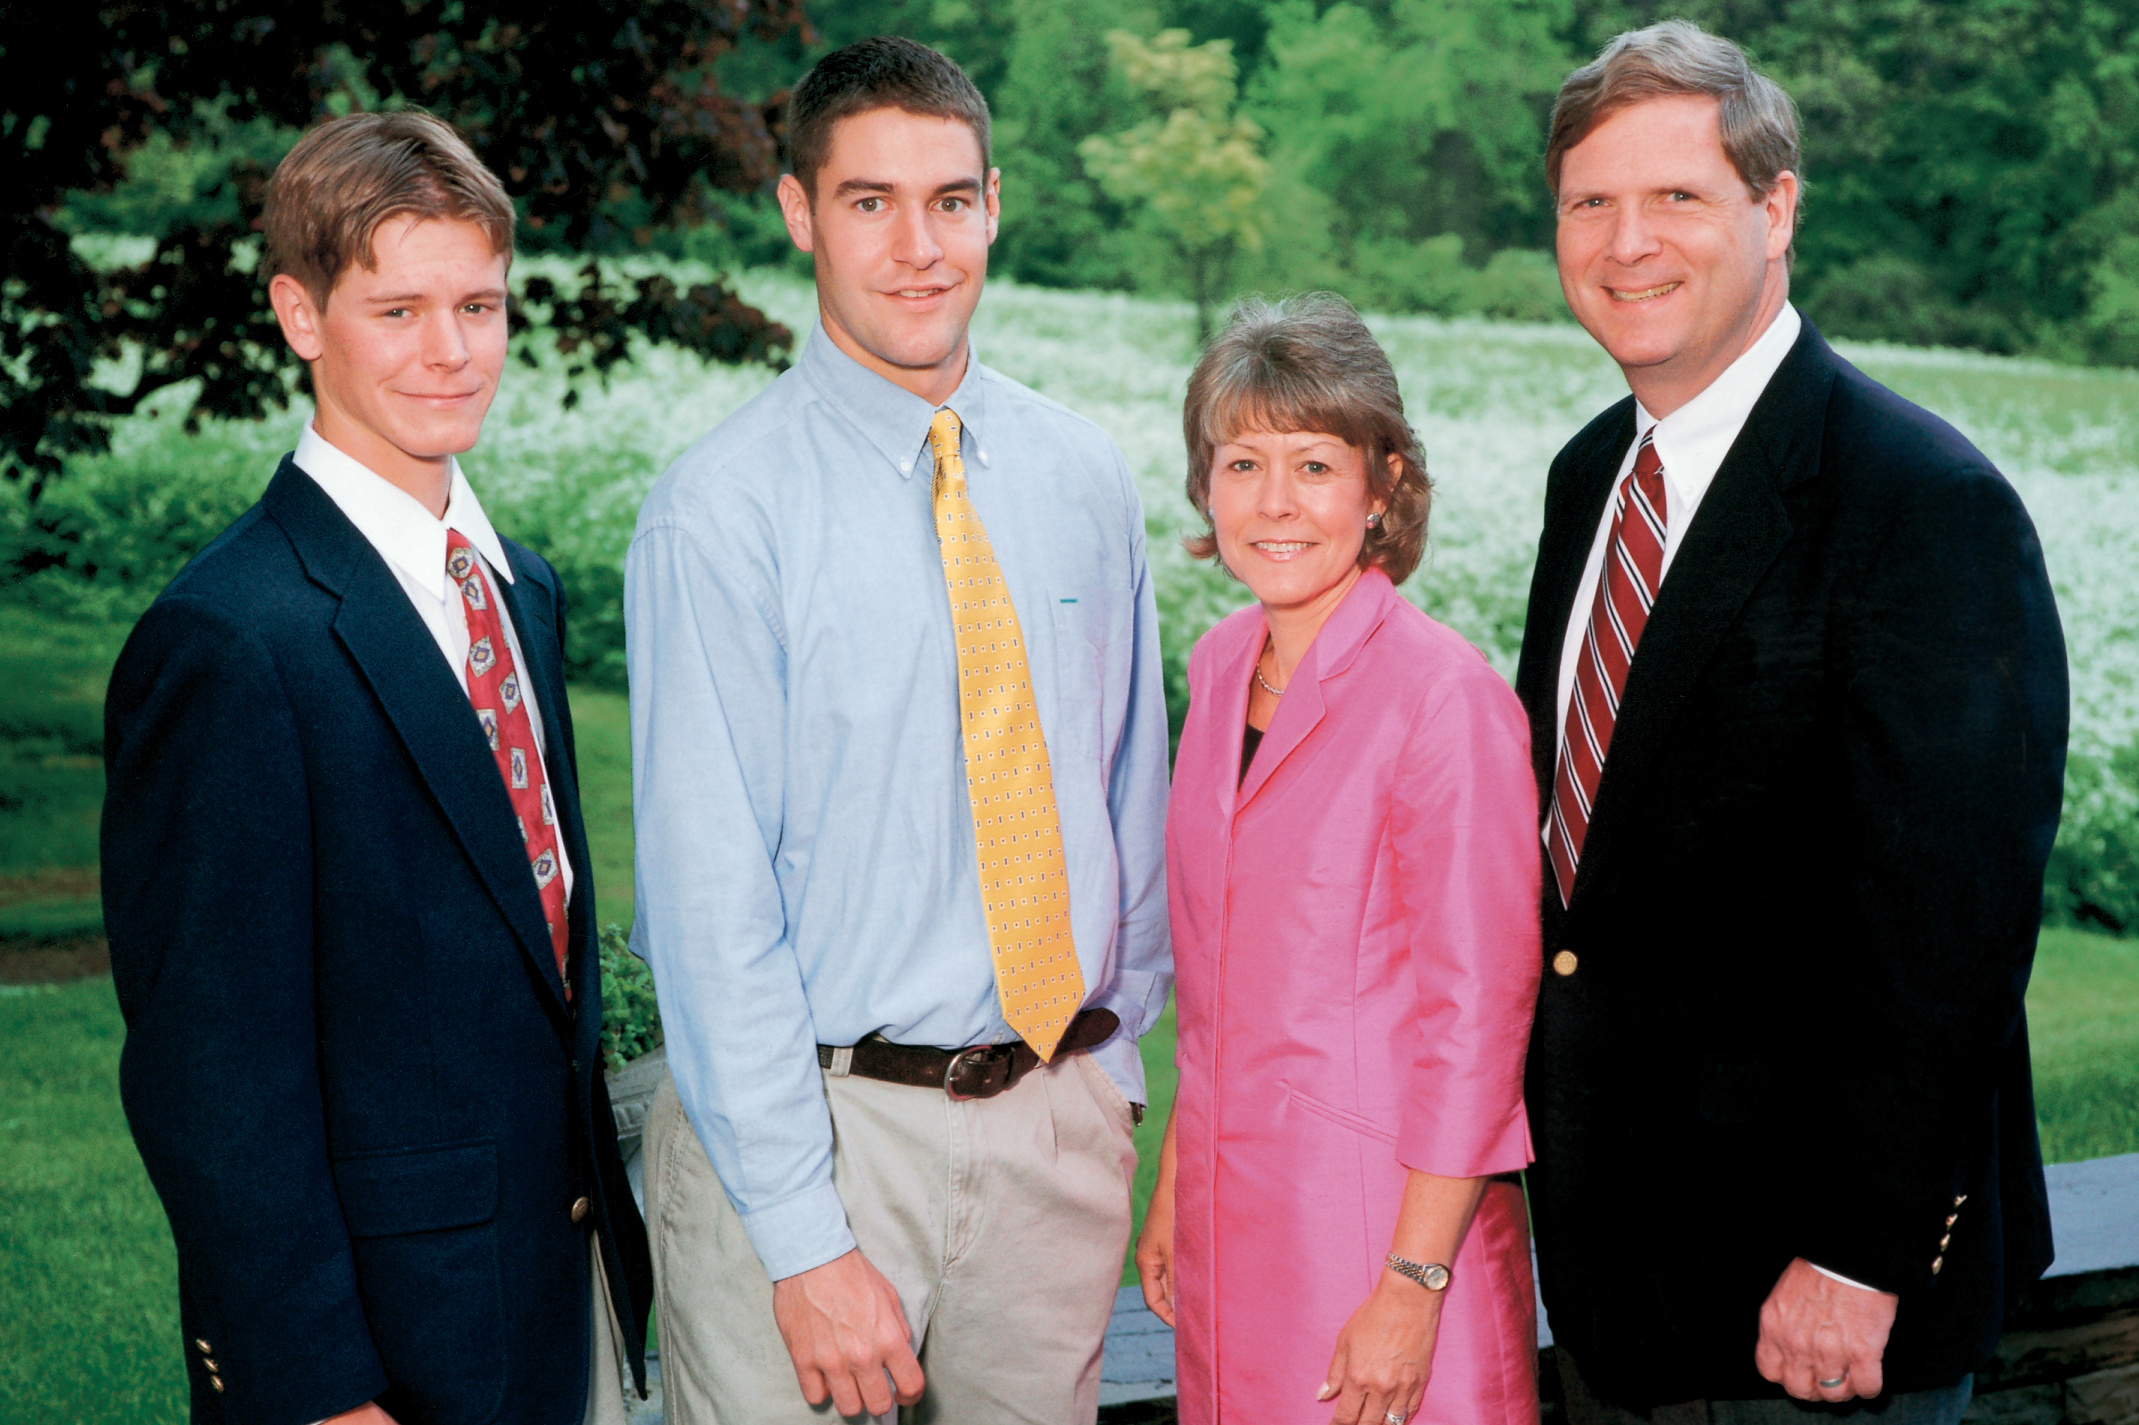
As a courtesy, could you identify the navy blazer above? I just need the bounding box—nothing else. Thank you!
[102,460,651,1425]
[1514,322,2067,1408]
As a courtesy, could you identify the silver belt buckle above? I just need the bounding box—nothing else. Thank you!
[944,1043,1014,1100]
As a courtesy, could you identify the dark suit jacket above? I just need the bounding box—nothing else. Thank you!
[1515,321,2067,1409]
[102,459,652,1425]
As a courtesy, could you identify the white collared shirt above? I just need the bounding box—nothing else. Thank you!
[293,422,573,900]
[1554,304,1803,745]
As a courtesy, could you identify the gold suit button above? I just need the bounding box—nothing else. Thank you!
[195,1339,212,1354]
[1552,950,1579,977]
[1931,1256,1944,1274]
[202,1359,218,1373]
[209,1375,225,1393]
[570,1196,591,1223]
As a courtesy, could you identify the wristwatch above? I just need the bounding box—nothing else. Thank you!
[1386,1252,1451,1292]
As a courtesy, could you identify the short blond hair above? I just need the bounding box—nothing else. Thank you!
[264,110,514,309]
[1183,293,1432,586]
[1547,21,1801,215]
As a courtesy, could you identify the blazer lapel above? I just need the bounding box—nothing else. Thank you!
[1571,325,1839,906]
[1516,401,1635,799]
[1237,569,1394,811]
[264,465,570,1013]
[491,553,597,947]
[1207,609,1263,824]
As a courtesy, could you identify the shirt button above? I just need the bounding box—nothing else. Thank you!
[571,1196,591,1224]
[1552,950,1579,977]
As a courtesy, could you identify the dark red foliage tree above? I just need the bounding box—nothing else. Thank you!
[2,1,811,494]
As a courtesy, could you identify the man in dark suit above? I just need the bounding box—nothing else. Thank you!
[101,111,649,1425]
[1515,22,2068,1425]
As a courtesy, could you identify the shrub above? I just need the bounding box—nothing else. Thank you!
[597,924,663,1073]
[2045,740,2139,935]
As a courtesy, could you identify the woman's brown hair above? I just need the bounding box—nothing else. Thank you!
[1182,292,1432,585]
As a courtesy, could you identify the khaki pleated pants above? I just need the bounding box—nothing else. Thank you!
[644,1051,1139,1424]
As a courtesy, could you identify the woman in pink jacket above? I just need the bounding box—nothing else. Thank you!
[1138,294,1544,1425]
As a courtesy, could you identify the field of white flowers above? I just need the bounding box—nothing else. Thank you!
[17,259,2137,925]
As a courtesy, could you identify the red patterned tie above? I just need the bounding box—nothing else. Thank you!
[448,533,570,988]
[1545,429,1669,907]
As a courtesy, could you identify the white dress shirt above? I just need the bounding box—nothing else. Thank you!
[1548,306,1875,1295]
[293,422,573,901]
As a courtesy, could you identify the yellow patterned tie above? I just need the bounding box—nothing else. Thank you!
[929,408,1084,1061]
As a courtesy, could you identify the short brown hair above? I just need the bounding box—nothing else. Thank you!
[263,110,514,310]
[787,37,992,203]
[1546,21,1801,211]
[1183,293,1432,586]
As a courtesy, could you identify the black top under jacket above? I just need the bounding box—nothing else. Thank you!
[1514,320,2068,1410]
[102,460,653,1425]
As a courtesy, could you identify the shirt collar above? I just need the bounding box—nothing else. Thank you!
[1634,302,1802,493]
[292,420,514,602]
[796,321,994,480]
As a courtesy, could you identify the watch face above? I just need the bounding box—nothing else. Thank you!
[1424,1264,1451,1291]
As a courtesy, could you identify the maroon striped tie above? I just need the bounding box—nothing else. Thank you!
[1545,429,1669,907]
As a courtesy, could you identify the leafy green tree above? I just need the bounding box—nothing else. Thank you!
[4,1,808,495]
[1246,0,1574,315]
[1081,29,1271,338]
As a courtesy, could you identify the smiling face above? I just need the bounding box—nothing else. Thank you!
[268,214,508,512]
[1555,93,1797,416]
[777,107,999,407]
[1208,429,1392,629]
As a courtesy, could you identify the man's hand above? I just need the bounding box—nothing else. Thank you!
[771,1249,925,1417]
[1135,1167,1177,1326]
[1755,1257,1898,1403]
[324,1405,400,1425]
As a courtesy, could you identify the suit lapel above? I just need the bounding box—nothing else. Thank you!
[1570,325,1839,906]
[1516,402,1635,799]
[1237,569,1394,812]
[492,554,597,955]
[1207,609,1263,824]
[264,465,570,1013]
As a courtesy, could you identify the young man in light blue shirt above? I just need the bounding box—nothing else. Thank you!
[625,37,1172,1424]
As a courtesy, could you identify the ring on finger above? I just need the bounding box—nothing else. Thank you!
[1384,1413,1408,1425]
[1818,1375,1849,1389]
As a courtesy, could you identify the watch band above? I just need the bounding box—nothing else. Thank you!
[1386,1252,1452,1291]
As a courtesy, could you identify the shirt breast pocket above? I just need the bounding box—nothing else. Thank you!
[1048,587,1119,763]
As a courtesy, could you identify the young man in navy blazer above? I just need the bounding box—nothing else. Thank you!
[101,111,650,1425]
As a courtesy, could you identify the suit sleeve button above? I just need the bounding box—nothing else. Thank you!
[194,1339,212,1354]
[571,1196,591,1223]
[1931,1256,1944,1274]
[208,1375,225,1393]
[1552,950,1579,977]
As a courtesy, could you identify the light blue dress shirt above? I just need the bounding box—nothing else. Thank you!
[625,324,1173,1281]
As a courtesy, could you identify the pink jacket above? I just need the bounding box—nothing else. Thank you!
[1167,569,1544,1421]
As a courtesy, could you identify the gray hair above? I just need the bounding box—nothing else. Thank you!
[1182,292,1432,586]
[1547,20,1802,229]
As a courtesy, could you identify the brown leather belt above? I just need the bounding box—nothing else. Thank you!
[818,1009,1121,1101]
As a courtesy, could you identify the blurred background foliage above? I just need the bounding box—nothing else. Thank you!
[10,0,2138,504]
[718,0,2139,362]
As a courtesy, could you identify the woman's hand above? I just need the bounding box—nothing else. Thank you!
[1317,1272,1443,1425]
[1135,1109,1180,1326]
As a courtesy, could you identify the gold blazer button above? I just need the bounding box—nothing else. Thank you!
[570,1196,591,1224]
[1552,950,1579,977]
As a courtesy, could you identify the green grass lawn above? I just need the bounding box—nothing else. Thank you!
[6,935,2133,1420]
